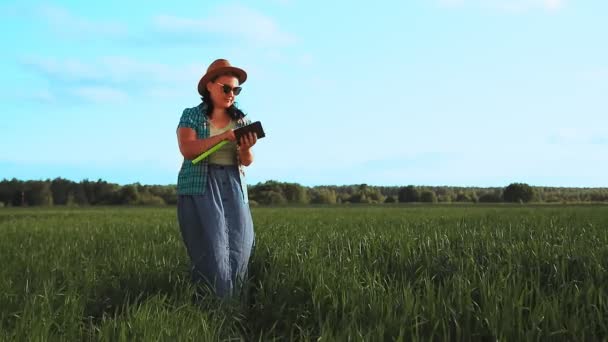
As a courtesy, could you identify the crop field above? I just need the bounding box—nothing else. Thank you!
[1,205,607,341]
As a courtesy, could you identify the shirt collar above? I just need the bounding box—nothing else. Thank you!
[198,102,209,122]
[198,102,247,124]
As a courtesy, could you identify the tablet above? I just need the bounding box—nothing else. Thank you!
[234,121,266,144]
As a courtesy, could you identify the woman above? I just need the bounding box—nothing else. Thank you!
[176,59,257,298]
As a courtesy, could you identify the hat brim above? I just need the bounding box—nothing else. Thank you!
[198,66,247,96]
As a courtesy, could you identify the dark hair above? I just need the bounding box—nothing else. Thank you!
[200,72,246,120]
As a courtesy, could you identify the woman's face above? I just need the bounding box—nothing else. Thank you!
[207,75,240,109]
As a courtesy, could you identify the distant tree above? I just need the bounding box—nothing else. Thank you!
[590,190,608,202]
[367,189,385,203]
[69,183,89,205]
[119,185,139,205]
[248,180,287,205]
[50,178,73,205]
[503,183,535,203]
[378,186,399,198]
[3,177,608,206]
[93,180,119,204]
[24,181,53,206]
[282,183,310,204]
[543,193,561,203]
[420,190,438,203]
[148,185,177,205]
[398,185,420,203]
[81,180,97,204]
[478,193,502,203]
[256,190,287,205]
[0,178,23,206]
[346,184,385,204]
[348,192,366,204]
[455,193,469,202]
[384,196,397,203]
[310,188,337,204]
[349,184,366,203]
[455,191,478,203]
[434,188,454,202]
[137,191,166,205]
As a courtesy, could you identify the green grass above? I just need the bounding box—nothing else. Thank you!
[1,205,607,341]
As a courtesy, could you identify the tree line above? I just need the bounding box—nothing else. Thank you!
[1,178,607,207]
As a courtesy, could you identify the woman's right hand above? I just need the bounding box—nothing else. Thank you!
[222,129,236,142]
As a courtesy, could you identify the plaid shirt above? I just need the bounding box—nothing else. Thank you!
[177,103,251,202]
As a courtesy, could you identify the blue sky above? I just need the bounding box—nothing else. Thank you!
[1,0,606,187]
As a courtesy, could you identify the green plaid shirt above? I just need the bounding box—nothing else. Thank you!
[177,103,251,202]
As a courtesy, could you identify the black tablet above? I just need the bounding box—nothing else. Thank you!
[234,121,266,144]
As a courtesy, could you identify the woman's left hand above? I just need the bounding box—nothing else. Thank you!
[239,132,257,150]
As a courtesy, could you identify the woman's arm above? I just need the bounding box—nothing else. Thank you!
[238,132,257,166]
[239,148,253,166]
[177,127,235,160]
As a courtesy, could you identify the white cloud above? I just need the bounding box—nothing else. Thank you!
[22,56,202,86]
[21,56,204,103]
[542,0,564,11]
[298,53,314,66]
[97,56,202,85]
[439,0,566,12]
[0,3,21,17]
[144,87,189,100]
[438,0,466,7]
[154,4,296,46]
[493,0,565,12]
[269,0,293,5]
[70,86,129,103]
[547,128,608,146]
[31,4,295,47]
[36,4,127,38]
[577,67,608,82]
[18,4,301,102]
[22,57,103,83]
[29,89,55,103]
[2,88,56,103]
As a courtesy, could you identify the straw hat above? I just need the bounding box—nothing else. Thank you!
[197,59,247,96]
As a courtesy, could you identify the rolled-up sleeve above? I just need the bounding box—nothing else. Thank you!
[177,108,197,131]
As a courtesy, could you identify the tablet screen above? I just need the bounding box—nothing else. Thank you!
[234,121,266,143]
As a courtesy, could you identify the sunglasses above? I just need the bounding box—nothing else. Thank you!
[216,83,242,96]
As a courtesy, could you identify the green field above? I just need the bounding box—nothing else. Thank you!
[1,205,607,341]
